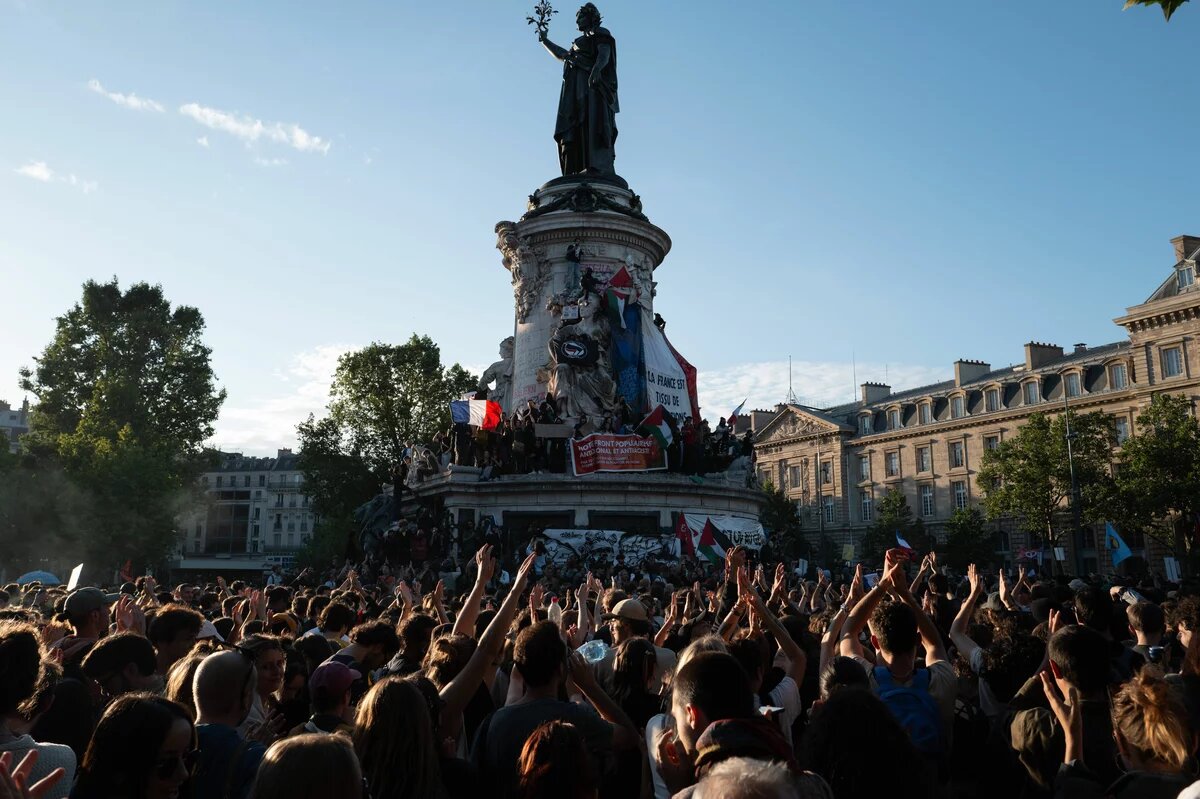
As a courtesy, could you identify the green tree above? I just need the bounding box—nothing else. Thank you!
[760,483,806,559]
[860,489,927,565]
[1125,0,1188,20]
[15,279,224,571]
[942,508,996,573]
[1111,394,1200,565]
[323,337,477,478]
[977,411,1115,562]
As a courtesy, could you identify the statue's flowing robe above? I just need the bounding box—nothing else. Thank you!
[555,27,618,176]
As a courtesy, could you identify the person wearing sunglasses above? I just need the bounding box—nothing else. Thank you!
[71,693,195,799]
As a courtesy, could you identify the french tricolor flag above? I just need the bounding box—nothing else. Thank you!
[450,399,502,431]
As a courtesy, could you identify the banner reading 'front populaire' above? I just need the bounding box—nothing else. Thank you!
[569,433,667,476]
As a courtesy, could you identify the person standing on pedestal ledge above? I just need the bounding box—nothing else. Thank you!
[538,3,619,178]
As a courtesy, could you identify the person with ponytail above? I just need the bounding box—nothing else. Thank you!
[1043,669,1195,799]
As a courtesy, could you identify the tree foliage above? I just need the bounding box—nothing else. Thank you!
[760,482,805,559]
[324,337,477,478]
[942,508,996,573]
[9,279,224,573]
[977,411,1115,545]
[1111,394,1200,559]
[1124,0,1189,20]
[860,489,927,565]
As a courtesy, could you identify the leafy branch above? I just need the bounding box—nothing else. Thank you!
[527,1,557,36]
[1124,0,1189,20]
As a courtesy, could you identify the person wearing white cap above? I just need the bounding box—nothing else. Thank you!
[595,597,677,694]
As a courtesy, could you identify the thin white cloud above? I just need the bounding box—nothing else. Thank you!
[87,78,164,113]
[14,161,96,193]
[210,344,350,455]
[15,161,52,182]
[697,359,947,422]
[197,136,209,148]
[178,103,331,154]
[253,156,288,167]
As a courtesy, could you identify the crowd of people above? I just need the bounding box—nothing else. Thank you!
[404,396,753,480]
[3,544,1200,799]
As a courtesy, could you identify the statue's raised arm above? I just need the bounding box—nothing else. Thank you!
[536,3,619,179]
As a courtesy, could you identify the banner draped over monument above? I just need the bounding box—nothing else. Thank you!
[570,432,666,475]
[641,310,692,418]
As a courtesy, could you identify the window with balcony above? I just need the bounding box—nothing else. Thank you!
[917,447,931,473]
[287,521,295,533]
[858,456,870,482]
[919,403,932,425]
[1110,363,1128,390]
[1065,372,1081,398]
[273,533,282,547]
[985,388,1000,412]
[950,441,965,469]
[920,484,935,517]
[950,396,965,419]
[953,480,968,510]
[1023,382,1040,405]
[885,451,900,478]
[1163,346,1184,378]
[860,491,873,522]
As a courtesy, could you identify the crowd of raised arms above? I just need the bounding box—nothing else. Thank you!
[4,544,1200,799]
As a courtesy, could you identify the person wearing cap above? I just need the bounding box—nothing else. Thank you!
[288,661,356,737]
[52,587,114,663]
[595,597,677,695]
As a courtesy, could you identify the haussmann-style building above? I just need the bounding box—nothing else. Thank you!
[752,234,1200,575]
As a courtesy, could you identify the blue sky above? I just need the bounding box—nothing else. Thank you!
[2,0,1197,454]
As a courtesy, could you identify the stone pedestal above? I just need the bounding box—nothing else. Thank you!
[495,177,672,414]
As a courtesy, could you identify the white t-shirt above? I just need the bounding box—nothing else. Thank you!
[759,675,802,747]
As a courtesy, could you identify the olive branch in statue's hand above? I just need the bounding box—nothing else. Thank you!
[527,1,556,37]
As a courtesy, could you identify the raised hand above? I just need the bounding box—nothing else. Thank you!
[115,595,146,635]
[1039,671,1083,761]
[516,550,539,587]
[848,563,866,606]
[967,564,983,598]
[0,749,65,799]
[397,581,414,608]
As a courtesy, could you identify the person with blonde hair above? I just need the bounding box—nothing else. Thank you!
[1044,668,1195,798]
[249,734,362,799]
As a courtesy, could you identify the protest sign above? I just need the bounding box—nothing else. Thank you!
[570,433,666,476]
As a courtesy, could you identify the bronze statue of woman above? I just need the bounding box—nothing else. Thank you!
[538,3,619,178]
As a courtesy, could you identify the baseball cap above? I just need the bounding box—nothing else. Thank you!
[602,598,648,623]
[1069,578,1088,592]
[310,661,361,699]
[982,592,1005,612]
[197,619,225,643]
[65,587,115,617]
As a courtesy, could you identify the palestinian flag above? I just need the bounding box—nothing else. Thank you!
[605,267,635,330]
[697,518,733,566]
[675,514,695,558]
[637,405,673,450]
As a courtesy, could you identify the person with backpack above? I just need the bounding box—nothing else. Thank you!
[839,551,956,764]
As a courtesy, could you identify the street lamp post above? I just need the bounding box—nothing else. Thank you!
[1063,390,1083,577]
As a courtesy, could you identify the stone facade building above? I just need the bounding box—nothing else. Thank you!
[753,234,1200,575]
[0,399,30,453]
[174,448,316,577]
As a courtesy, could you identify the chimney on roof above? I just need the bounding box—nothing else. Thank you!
[277,448,293,459]
[1073,343,1087,354]
[1024,342,1063,370]
[1171,234,1200,263]
[954,359,991,386]
[860,382,891,404]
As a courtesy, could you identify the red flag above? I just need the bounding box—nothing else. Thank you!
[663,332,700,421]
[675,515,695,558]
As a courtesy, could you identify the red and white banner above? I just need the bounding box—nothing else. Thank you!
[570,433,667,476]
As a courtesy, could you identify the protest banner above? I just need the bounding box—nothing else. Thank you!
[570,433,666,476]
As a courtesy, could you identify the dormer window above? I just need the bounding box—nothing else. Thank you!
[887,409,901,430]
[1023,381,1040,405]
[859,415,872,436]
[918,403,932,425]
[950,396,965,420]
[1179,264,1195,291]
[1064,372,1081,398]
[985,388,1001,413]
[1109,363,1128,390]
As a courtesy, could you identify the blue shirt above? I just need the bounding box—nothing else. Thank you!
[194,723,266,799]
